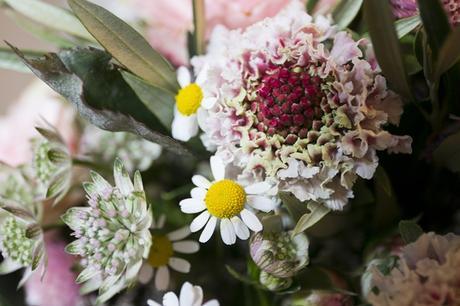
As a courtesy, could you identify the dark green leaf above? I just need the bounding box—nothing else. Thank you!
[10,45,192,156]
[363,0,412,99]
[306,0,320,13]
[261,214,283,233]
[122,72,174,130]
[399,220,424,243]
[417,0,451,58]
[68,0,179,93]
[279,192,310,223]
[435,27,460,78]
[433,130,460,172]
[293,201,330,236]
[333,0,363,30]
[374,166,392,197]
[395,15,421,39]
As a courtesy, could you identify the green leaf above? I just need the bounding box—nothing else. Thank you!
[374,166,392,197]
[261,214,283,233]
[293,201,330,236]
[68,0,179,93]
[306,0,320,13]
[395,15,421,39]
[0,47,42,73]
[3,0,93,41]
[226,265,261,288]
[433,130,460,172]
[122,72,174,130]
[363,0,412,99]
[399,220,424,244]
[10,45,192,156]
[191,0,206,57]
[279,192,310,223]
[435,27,460,78]
[332,0,363,30]
[417,0,451,58]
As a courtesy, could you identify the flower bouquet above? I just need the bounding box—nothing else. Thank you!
[0,0,460,305]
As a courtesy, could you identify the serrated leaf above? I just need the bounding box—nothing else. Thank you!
[3,0,93,41]
[435,27,460,78]
[399,220,424,244]
[0,47,41,73]
[68,0,179,93]
[395,15,421,39]
[363,0,412,99]
[332,0,363,30]
[10,45,192,157]
[293,201,330,236]
[122,72,174,130]
[433,131,460,172]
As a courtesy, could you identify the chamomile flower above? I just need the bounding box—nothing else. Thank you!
[180,155,275,245]
[171,67,217,142]
[147,282,219,306]
[140,215,199,291]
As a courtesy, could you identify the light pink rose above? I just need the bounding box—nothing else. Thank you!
[0,81,79,166]
[135,0,296,65]
[25,232,84,306]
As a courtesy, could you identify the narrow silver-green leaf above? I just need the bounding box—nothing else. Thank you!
[332,0,363,30]
[435,27,460,78]
[363,0,412,99]
[293,201,330,236]
[191,0,206,56]
[122,71,174,130]
[395,15,421,38]
[3,0,93,41]
[68,0,179,93]
[0,48,41,73]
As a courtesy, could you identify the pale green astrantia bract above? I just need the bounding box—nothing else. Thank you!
[62,158,152,304]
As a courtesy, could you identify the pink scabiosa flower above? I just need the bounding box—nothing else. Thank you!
[390,0,460,27]
[366,232,460,306]
[135,0,296,66]
[192,1,412,210]
[25,232,84,306]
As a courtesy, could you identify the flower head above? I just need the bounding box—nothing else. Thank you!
[193,1,412,209]
[259,271,293,291]
[140,215,200,291]
[180,155,276,245]
[147,281,219,306]
[366,232,460,306]
[286,290,354,306]
[250,231,309,278]
[62,158,152,304]
[172,67,217,141]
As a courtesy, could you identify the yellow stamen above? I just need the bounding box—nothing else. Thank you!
[147,235,174,267]
[176,83,203,116]
[205,179,246,219]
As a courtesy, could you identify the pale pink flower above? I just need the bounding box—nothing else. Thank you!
[135,0,296,65]
[25,232,84,306]
[0,81,79,166]
[390,0,460,27]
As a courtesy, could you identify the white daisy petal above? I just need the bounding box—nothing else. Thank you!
[177,66,191,88]
[197,107,208,131]
[195,65,208,85]
[167,226,191,241]
[247,195,275,212]
[191,187,207,200]
[179,198,206,214]
[244,181,271,195]
[163,292,179,306]
[240,209,263,232]
[201,97,217,109]
[220,218,236,245]
[155,266,170,291]
[180,282,204,306]
[173,240,200,253]
[190,211,211,233]
[210,155,225,181]
[199,216,217,243]
[147,299,162,306]
[231,216,250,240]
[203,301,220,306]
[191,175,212,189]
[172,112,198,142]
[168,257,191,273]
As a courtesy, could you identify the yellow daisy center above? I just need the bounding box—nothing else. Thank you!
[147,235,174,267]
[205,179,246,219]
[176,83,203,116]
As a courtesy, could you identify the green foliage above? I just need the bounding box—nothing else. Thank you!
[333,0,363,30]
[433,130,460,173]
[191,0,206,57]
[435,27,460,79]
[0,48,41,73]
[399,220,424,244]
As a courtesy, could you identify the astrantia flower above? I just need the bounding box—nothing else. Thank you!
[147,281,219,306]
[180,155,275,245]
[366,232,460,306]
[172,67,217,142]
[259,271,293,291]
[250,231,309,278]
[62,158,152,304]
[193,1,412,209]
[80,125,162,172]
[140,215,199,291]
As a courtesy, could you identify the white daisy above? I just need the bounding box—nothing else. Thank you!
[147,282,219,306]
[179,155,275,245]
[139,215,200,291]
[171,66,217,142]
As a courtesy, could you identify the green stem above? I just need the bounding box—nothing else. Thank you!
[43,221,65,231]
[72,157,108,172]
